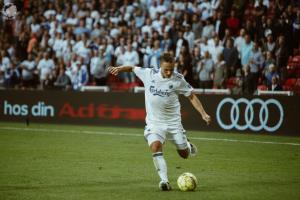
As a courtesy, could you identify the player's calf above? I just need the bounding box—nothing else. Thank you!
[177,149,189,159]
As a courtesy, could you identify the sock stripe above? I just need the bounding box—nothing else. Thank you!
[152,152,163,157]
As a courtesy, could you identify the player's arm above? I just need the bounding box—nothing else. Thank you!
[188,93,211,125]
[107,65,135,76]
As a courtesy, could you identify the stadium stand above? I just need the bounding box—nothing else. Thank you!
[0,0,299,94]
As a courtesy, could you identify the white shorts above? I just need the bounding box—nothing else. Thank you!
[144,124,188,150]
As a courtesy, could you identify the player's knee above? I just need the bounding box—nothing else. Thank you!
[150,141,162,153]
[177,149,189,159]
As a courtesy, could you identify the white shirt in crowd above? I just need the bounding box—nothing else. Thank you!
[20,60,35,80]
[141,24,152,37]
[184,31,195,53]
[123,50,139,66]
[31,23,40,33]
[90,56,107,79]
[37,58,55,81]
[53,38,64,58]
[0,56,10,72]
[234,36,245,54]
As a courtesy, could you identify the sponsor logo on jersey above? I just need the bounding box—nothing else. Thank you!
[149,86,170,97]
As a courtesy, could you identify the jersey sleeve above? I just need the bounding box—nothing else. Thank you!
[177,77,194,97]
[133,67,151,83]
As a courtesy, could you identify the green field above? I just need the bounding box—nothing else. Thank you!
[0,122,300,200]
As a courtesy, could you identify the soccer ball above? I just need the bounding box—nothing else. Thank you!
[177,172,198,191]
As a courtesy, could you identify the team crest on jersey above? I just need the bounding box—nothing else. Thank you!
[149,86,170,97]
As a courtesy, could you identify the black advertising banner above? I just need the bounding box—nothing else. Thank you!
[0,90,146,127]
[0,90,299,136]
[180,95,299,136]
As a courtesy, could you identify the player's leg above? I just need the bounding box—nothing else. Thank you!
[177,140,197,158]
[183,134,198,156]
[145,126,171,191]
[150,140,171,191]
[169,128,197,158]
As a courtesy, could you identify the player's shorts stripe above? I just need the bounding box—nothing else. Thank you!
[152,152,163,157]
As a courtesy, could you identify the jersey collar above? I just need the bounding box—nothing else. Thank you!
[158,68,174,80]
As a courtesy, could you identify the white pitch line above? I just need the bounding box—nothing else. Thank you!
[1,126,300,146]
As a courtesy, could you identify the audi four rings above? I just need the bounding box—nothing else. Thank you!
[216,98,284,132]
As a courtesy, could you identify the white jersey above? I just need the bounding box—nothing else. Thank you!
[133,67,193,126]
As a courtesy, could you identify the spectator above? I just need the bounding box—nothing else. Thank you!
[191,13,203,40]
[27,33,38,54]
[240,34,253,66]
[52,32,64,58]
[147,40,163,69]
[73,19,90,36]
[226,10,240,36]
[71,57,89,90]
[199,36,210,57]
[197,51,214,89]
[231,69,243,95]
[191,46,202,86]
[213,53,227,89]
[43,69,57,90]
[262,51,276,72]
[208,35,224,64]
[91,22,104,39]
[4,61,20,89]
[262,33,276,54]
[241,65,254,95]
[175,29,189,59]
[254,0,268,22]
[234,28,246,54]
[275,35,289,76]
[198,0,212,21]
[116,45,126,66]
[223,39,239,77]
[0,50,11,72]
[122,43,139,83]
[202,18,215,39]
[37,52,55,88]
[161,31,172,52]
[264,63,279,87]
[141,17,153,37]
[183,24,195,53]
[244,19,256,40]
[249,42,264,90]
[19,53,36,89]
[268,75,282,91]
[221,28,234,46]
[54,67,71,90]
[178,46,193,85]
[215,11,226,40]
[90,49,108,86]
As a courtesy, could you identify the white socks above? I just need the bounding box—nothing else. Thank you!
[183,134,192,156]
[152,152,168,182]
[186,141,192,156]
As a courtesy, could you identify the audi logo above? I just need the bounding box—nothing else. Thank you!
[216,98,284,132]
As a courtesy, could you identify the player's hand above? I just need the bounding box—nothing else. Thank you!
[107,66,119,76]
[202,113,211,125]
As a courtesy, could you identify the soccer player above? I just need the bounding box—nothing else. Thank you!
[108,52,211,191]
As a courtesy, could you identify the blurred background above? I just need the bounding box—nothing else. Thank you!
[0,0,299,94]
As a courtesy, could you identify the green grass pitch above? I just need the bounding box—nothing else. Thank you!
[0,122,300,200]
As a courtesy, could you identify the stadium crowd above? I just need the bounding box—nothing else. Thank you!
[0,0,300,94]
